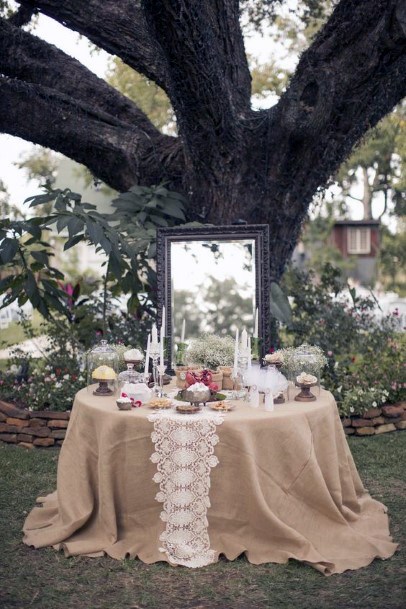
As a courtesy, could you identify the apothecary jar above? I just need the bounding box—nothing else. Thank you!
[87,340,119,396]
[290,345,322,397]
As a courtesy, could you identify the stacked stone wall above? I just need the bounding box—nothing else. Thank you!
[0,400,405,448]
[0,401,69,448]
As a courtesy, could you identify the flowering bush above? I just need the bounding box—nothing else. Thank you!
[0,364,86,411]
[338,385,390,417]
[281,264,405,417]
[186,334,235,370]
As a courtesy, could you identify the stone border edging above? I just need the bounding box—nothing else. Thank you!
[0,400,405,448]
[342,403,406,436]
[0,400,69,448]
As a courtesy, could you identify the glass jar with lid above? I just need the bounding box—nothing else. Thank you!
[87,339,119,396]
[291,344,322,401]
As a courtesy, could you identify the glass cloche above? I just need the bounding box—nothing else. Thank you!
[290,344,324,401]
[87,339,119,396]
[118,362,144,396]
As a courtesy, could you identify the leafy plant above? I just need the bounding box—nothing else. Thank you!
[0,183,187,325]
[280,263,404,416]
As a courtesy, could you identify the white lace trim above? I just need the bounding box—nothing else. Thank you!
[148,409,224,567]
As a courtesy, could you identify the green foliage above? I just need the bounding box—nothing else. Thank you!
[107,59,176,133]
[378,224,406,296]
[0,363,86,412]
[250,56,289,99]
[0,296,152,410]
[335,106,405,220]
[0,214,67,319]
[174,276,254,338]
[0,183,186,322]
[16,149,60,187]
[270,281,292,325]
[281,263,404,416]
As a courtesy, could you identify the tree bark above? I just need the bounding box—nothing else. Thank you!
[1,0,405,279]
[0,76,184,190]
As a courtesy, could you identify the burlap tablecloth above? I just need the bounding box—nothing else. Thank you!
[23,388,397,574]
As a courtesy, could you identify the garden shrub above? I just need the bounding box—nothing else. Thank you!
[0,291,150,411]
[282,263,405,416]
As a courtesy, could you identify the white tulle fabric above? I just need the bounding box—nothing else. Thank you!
[148,409,224,567]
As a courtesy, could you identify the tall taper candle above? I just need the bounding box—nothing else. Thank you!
[248,336,252,368]
[240,328,248,351]
[159,323,164,365]
[144,334,150,377]
[181,318,186,342]
[161,306,166,337]
[151,323,158,345]
[254,308,258,338]
[233,328,239,376]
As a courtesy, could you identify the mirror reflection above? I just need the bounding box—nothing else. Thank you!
[157,224,270,368]
[171,240,256,341]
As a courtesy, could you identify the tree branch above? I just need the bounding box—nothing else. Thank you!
[238,0,406,278]
[0,76,184,192]
[0,17,162,137]
[142,0,252,165]
[17,0,169,89]
[8,4,37,27]
[258,0,406,222]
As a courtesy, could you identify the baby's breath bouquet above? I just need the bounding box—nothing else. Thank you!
[186,334,235,370]
[276,344,327,378]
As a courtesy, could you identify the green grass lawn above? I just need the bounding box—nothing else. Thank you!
[0,433,405,609]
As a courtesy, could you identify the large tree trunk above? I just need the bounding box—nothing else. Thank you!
[0,0,405,279]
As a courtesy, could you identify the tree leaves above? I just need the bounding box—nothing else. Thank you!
[270,281,293,326]
[0,237,19,263]
[0,182,187,322]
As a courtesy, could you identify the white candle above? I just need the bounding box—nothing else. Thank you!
[254,308,258,338]
[240,328,248,351]
[144,334,150,377]
[233,328,239,375]
[160,323,164,365]
[248,336,252,368]
[161,306,166,337]
[151,323,158,345]
[181,318,186,342]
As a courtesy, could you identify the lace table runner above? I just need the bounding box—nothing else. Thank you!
[148,409,224,567]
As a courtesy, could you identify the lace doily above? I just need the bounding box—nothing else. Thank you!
[148,409,224,567]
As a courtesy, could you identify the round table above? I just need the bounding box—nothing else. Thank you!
[23,387,397,574]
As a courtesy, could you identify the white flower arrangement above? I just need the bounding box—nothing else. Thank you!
[275,344,328,376]
[186,334,235,370]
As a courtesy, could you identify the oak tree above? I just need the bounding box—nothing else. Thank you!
[1,0,405,279]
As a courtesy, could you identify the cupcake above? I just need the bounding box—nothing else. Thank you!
[116,397,132,410]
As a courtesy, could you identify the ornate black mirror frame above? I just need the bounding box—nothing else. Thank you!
[156,224,270,371]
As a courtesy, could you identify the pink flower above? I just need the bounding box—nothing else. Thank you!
[327,351,333,357]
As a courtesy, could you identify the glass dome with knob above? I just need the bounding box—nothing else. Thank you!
[290,344,326,402]
[87,340,119,396]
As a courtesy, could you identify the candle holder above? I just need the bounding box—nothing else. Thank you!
[251,337,261,362]
[156,364,166,397]
[235,352,249,400]
[149,341,161,397]
[175,341,188,366]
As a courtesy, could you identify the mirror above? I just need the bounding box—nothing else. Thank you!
[156,225,270,368]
